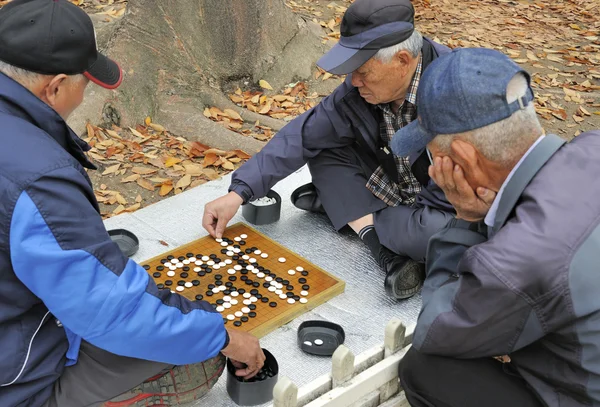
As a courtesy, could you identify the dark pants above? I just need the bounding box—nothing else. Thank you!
[399,347,546,407]
[308,145,453,262]
[42,341,224,407]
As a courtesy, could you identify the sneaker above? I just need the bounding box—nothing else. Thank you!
[290,183,325,214]
[378,247,425,300]
[103,354,225,406]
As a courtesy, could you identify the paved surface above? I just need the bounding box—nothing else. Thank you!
[104,166,421,406]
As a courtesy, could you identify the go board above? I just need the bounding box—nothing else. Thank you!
[141,222,345,337]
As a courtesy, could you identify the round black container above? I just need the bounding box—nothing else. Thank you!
[108,229,139,257]
[226,349,279,406]
[297,320,345,356]
[241,190,281,225]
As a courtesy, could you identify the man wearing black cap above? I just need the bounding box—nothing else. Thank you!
[203,0,455,299]
[0,1,265,407]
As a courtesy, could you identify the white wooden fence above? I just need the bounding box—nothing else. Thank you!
[270,319,415,407]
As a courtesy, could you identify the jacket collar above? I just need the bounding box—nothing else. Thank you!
[489,134,565,238]
[0,72,96,170]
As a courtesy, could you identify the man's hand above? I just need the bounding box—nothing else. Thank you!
[429,156,496,222]
[203,192,244,239]
[221,329,266,379]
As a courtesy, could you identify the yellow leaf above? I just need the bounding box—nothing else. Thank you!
[569,24,581,30]
[204,148,228,156]
[229,94,244,103]
[203,153,219,167]
[102,163,121,175]
[135,194,142,203]
[115,193,128,205]
[203,107,212,118]
[579,106,591,116]
[121,174,140,183]
[164,157,183,168]
[136,178,155,191]
[144,116,152,126]
[259,101,272,115]
[184,164,204,176]
[148,122,165,132]
[159,183,174,197]
[113,205,126,215]
[129,127,145,139]
[232,149,251,159]
[105,129,122,139]
[259,79,273,90]
[132,167,157,175]
[251,94,261,104]
[224,109,243,121]
[526,50,538,61]
[175,174,192,190]
[322,72,333,81]
[221,160,235,170]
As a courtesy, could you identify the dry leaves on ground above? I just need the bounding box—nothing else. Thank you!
[85,119,251,219]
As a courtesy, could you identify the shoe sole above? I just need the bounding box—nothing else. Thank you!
[384,261,424,300]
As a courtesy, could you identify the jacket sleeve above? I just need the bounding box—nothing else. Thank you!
[230,80,358,200]
[9,166,227,365]
[413,219,542,358]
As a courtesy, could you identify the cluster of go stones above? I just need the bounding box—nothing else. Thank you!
[143,233,311,327]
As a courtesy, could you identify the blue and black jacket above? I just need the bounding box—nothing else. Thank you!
[0,73,227,407]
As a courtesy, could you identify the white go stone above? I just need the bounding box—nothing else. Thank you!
[169,265,177,271]
[231,291,239,297]
[261,253,268,258]
[213,265,221,270]
[216,306,225,312]
[227,314,235,321]
[314,339,324,346]
[170,259,178,264]
[219,262,227,267]
[223,296,232,302]
[194,267,201,272]
[227,269,236,275]
[227,246,234,251]
[201,256,210,261]
[226,251,234,256]
[242,255,250,260]
[221,242,228,247]
[243,293,252,298]
[301,290,309,296]
[279,294,287,300]
[183,259,190,265]
[288,270,296,276]
[254,250,261,255]
[276,283,284,289]
[185,282,193,288]
[268,286,277,292]
[257,272,265,278]
[234,265,242,271]
[235,311,243,318]
[215,238,223,243]
[189,257,196,262]
[243,299,252,305]
[230,299,239,305]
[275,290,283,295]
[176,263,184,268]
[240,234,248,239]
[223,303,232,309]
[246,265,255,271]
[265,276,273,282]
[249,258,257,263]
[287,298,296,304]
[233,248,241,253]
[167,271,176,277]
[278,257,286,263]
[225,259,233,265]
[250,297,258,303]
[242,307,251,314]
[171,290,176,294]
[195,261,202,266]
[300,298,308,304]
[296,266,304,272]
[219,286,227,292]
[252,270,259,275]
[212,287,220,294]
[176,286,184,292]
[234,237,241,242]
[207,261,215,266]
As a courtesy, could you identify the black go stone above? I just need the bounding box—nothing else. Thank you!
[229,276,237,282]
[257,266,265,271]
[293,295,300,301]
[286,292,294,298]
[232,255,240,260]
[234,321,242,327]
[238,288,246,294]
[223,318,228,324]
[178,256,185,261]
[249,304,256,310]
[205,268,213,273]
[177,280,185,286]
[261,297,269,303]
[302,285,310,290]
[241,270,248,275]
[167,255,175,260]
[250,247,258,251]
[237,260,246,265]
[153,272,161,278]
[192,280,200,286]
[165,280,173,286]
[186,253,194,258]
[214,258,222,263]
[224,289,231,295]
[216,281,224,287]
[195,253,203,258]
[208,284,216,289]
[195,294,203,300]
[250,289,259,295]
[221,249,228,254]
[252,282,260,288]
[225,282,233,288]
[249,312,257,318]
[241,316,249,323]
[206,291,214,297]
[255,294,262,299]
[263,283,270,289]
[183,266,190,271]
[298,278,307,284]
[269,302,277,308]
[216,299,225,305]
[302,270,309,276]
[201,264,208,269]
[282,280,290,286]
[245,248,252,254]
[209,254,217,259]
[215,274,223,280]
[161,259,169,264]
[157,283,164,289]
[245,280,253,286]
[275,277,283,283]
[233,245,240,249]
[286,285,294,291]
[230,286,238,291]
[198,271,206,277]
[241,276,248,281]
[180,273,189,278]
[239,240,246,245]
[143,265,150,270]
[157,265,164,271]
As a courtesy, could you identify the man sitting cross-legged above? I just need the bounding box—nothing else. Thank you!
[394,47,600,407]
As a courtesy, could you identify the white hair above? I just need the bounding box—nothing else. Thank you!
[431,73,543,167]
[374,30,423,63]
[0,60,84,88]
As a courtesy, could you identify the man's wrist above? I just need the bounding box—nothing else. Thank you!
[228,182,253,204]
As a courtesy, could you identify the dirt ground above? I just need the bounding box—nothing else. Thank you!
[13,0,595,218]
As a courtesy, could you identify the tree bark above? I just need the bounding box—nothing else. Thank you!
[68,0,325,152]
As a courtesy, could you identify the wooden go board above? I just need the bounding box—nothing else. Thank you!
[141,222,345,337]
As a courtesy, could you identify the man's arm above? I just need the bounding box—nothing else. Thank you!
[413,220,544,358]
[10,166,227,365]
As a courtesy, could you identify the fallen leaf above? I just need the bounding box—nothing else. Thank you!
[184,163,204,176]
[125,203,141,212]
[131,167,158,175]
[175,174,192,190]
[159,240,169,246]
[102,163,121,175]
[573,114,584,123]
[159,183,174,196]
[202,153,219,167]
[113,205,126,215]
[224,109,243,121]
[136,178,155,191]
[232,149,251,159]
[135,194,142,203]
[221,160,235,170]
[144,116,152,126]
[148,157,165,168]
[579,106,591,116]
[121,174,140,183]
[115,193,128,205]
[148,123,165,132]
[129,127,146,139]
[203,168,221,180]
[165,157,183,168]
[259,79,273,90]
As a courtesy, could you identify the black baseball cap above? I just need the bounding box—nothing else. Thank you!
[317,0,415,75]
[0,0,122,89]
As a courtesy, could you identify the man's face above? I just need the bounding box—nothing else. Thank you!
[351,50,415,105]
[37,75,90,120]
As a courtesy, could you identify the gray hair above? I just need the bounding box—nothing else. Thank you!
[431,73,543,167]
[374,30,423,63]
[0,60,84,87]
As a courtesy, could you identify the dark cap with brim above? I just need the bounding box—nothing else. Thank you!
[317,0,415,74]
[0,0,122,90]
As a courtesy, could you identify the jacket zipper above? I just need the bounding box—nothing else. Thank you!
[1,311,51,387]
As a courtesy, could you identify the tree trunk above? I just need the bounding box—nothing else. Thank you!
[69,0,325,154]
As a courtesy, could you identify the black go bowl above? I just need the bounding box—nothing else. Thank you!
[241,190,282,226]
[226,349,279,406]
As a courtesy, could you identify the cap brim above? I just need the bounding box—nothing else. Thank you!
[391,120,435,157]
[84,53,123,90]
[317,43,378,75]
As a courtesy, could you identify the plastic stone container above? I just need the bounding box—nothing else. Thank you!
[226,348,279,406]
[297,320,346,356]
[241,190,282,226]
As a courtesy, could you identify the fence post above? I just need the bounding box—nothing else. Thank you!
[273,376,298,407]
[331,345,355,387]
[384,318,406,358]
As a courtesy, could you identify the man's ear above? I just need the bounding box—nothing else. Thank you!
[41,74,68,107]
[450,139,480,173]
[394,50,412,75]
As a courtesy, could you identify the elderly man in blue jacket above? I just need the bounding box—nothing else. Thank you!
[393,48,600,407]
[203,0,455,300]
[0,1,265,407]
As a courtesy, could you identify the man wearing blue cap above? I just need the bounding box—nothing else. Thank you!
[203,0,455,300]
[394,48,600,407]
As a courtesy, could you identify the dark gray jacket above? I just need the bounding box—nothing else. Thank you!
[414,132,600,406]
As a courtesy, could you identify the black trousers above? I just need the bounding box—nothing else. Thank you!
[399,347,546,407]
[308,145,453,262]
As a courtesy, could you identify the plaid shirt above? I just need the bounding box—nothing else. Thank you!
[366,56,423,207]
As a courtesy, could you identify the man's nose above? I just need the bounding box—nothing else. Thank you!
[351,74,363,88]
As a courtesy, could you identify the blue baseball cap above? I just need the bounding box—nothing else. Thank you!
[317,0,415,75]
[391,48,535,157]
